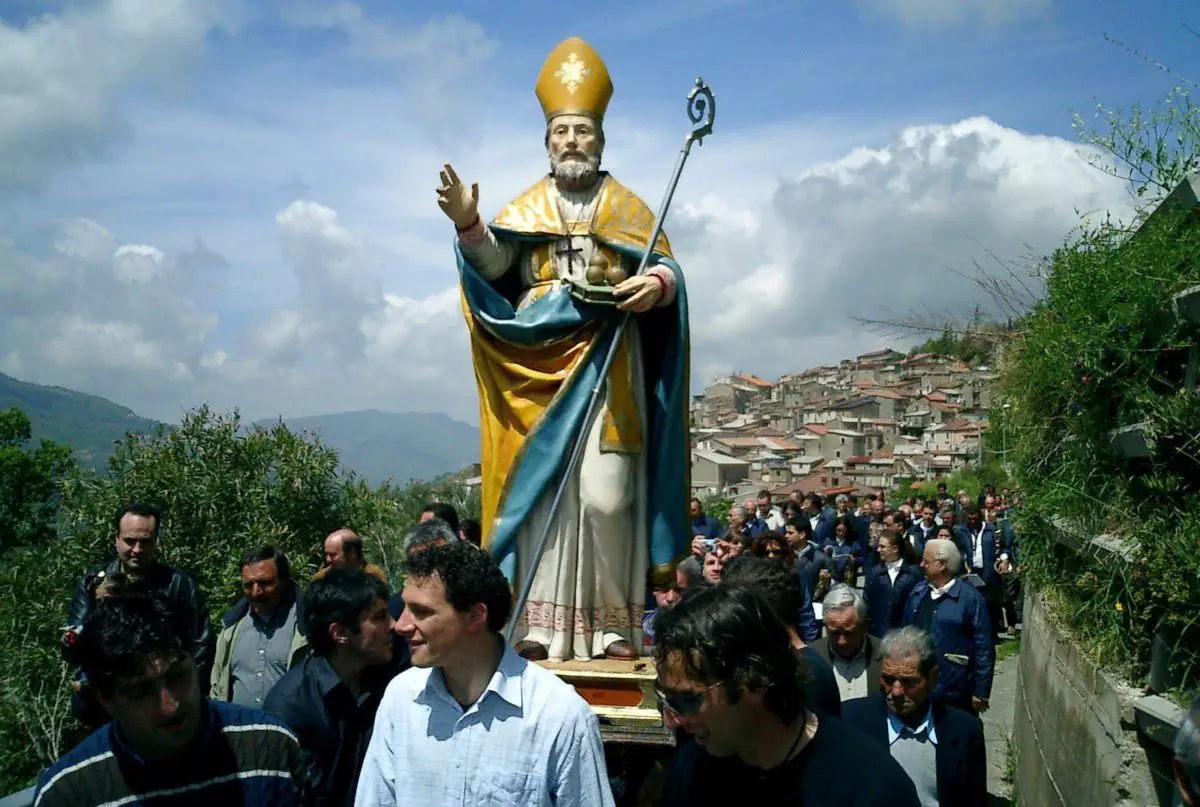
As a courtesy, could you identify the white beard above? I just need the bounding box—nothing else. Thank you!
[550,152,601,192]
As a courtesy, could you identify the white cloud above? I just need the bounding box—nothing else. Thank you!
[0,1,1133,427]
[113,244,166,283]
[275,5,497,149]
[0,111,1132,425]
[669,115,1131,386]
[854,0,1051,27]
[0,0,233,192]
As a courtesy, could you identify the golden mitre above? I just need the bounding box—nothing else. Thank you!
[535,36,613,122]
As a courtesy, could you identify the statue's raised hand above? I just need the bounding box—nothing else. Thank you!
[437,163,479,229]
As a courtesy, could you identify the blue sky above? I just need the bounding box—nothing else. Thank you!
[0,0,1195,423]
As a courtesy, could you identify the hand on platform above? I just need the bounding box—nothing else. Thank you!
[437,163,479,229]
[614,275,661,312]
[972,696,989,714]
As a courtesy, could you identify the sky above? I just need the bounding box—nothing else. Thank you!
[0,0,1196,425]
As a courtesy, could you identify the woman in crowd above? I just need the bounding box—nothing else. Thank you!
[863,529,923,637]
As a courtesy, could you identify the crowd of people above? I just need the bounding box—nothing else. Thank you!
[30,489,1200,806]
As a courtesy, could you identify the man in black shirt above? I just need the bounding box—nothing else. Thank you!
[656,584,920,806]
[264,568,403,807]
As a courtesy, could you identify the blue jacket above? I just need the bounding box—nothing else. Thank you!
[794,543,830,598]
[906,522,939,556]
[809,511,834,545]
[863,562,923,637]
[796,583,820,644]
[841,695,988,807]
[902,579,995,704]
[954,523,1011,589]
[690,514,724,541]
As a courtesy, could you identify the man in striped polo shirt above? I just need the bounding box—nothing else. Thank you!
[34,593,311,807]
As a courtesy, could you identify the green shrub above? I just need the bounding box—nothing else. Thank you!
[1003,82,1200,684]
[0,405,479,791]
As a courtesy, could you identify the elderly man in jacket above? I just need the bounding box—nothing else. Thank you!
[842,626,988,807]
[902,538,995,716]
[210,545,309,708]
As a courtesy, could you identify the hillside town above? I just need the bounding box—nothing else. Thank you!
[691,348,998,501]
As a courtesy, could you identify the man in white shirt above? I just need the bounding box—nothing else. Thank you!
[355,541,614,807]
[907,506,938,555]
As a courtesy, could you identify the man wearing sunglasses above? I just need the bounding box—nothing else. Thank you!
[656,584,920,806]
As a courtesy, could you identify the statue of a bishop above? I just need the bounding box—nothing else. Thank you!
[436,36,690,662]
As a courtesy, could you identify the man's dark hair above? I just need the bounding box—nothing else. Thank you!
[421,502,460,535]
[757,489,771,500]
[719,553,755,580]
[721,555,805,632]
[79,592,189,696]
[404,541,512,632]
[404,519,460,553]
[937,482,948,491]
[240,545,291,582]
[808,493,824,509]
[113,503,161,536]
[461,519,482,548]
[689,497,703,509]
[342,534,365,560]
[964,502,981,516]
[785,515,812,535]
[653,584,805,724]
[304,568,390,656]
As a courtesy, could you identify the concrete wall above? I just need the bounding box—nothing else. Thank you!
[1013,594,1171,807]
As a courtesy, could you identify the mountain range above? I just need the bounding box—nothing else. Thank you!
[0,372,479,484]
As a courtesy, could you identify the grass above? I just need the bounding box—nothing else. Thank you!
[995,634,1022,665]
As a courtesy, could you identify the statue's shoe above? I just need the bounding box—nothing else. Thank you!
[514,639,549,661]
[603,640,638,660]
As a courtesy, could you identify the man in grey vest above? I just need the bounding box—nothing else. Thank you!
[211,546,308,707]
[841,626,987,807]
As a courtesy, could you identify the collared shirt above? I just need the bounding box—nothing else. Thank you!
[929,579,957,601]
[231,598,297,708]
[830,644,869,701]
[887,706,939,746]
[886,559,903,584]
[969,526,986,570]
[355,639,614,807]
[263,653,397,807]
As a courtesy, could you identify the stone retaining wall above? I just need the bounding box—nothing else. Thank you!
[1013,593,1173,806]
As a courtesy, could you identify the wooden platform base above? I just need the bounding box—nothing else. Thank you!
[538,657,673,746]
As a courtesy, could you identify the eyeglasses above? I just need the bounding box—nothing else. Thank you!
[655,681,721,716]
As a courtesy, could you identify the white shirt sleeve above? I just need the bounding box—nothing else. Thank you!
[550,705,616,807]
[354,687,398,807]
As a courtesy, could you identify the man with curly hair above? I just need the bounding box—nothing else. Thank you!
[356,541,613,806]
